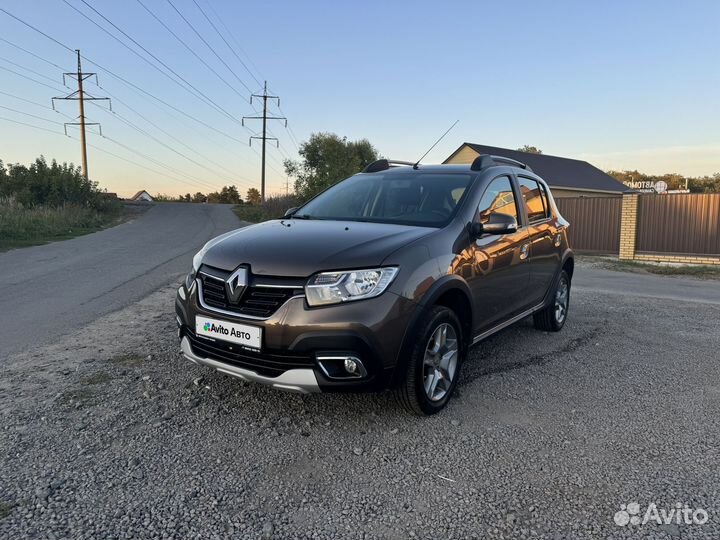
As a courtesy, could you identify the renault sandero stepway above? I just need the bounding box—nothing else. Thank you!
[175,155,574,414]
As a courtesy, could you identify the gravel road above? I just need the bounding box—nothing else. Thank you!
[1,278,719,539]
[0,202,240,356]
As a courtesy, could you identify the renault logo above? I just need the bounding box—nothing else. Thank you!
[225,266,248,303]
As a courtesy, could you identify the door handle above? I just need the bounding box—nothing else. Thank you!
[519,242,530,260]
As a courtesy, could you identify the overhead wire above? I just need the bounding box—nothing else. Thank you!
[0,37,70,71]
[189,0,262,88]
[0,6,286,192]
[63,0,244,125]
[165,0,254,97]
[134,0,249,103]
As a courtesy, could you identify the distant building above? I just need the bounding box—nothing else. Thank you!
[130,190,154,202]
[444,143,629,198]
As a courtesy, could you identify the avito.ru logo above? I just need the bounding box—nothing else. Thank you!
[614,502,708,527]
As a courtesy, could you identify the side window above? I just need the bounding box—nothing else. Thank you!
[539,183,551,217]
[518,177,548,223]
[476,176,518,224]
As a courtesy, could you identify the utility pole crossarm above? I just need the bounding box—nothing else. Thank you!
[241,81,287,201]
[51,49,110,180]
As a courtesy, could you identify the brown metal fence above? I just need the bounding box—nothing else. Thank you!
[637,193,720,255]
[555,197,621,253]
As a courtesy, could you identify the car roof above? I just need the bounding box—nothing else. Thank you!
[359,162,546,182]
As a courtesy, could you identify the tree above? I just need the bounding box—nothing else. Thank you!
[517,145,542,154]
[246,187,261,205]
[205,185,241,204]
[284,132,379,201]
[0,155,101,207]
[220,185,241,204]
[192,192,207,203]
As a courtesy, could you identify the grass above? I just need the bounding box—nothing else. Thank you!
[80,371,111,385]
[233,194,300,223]
[110,353,145,368]
[0,197,126,251]
[0,501,17,519]
[56,387,94,406]
[579,255,720,279]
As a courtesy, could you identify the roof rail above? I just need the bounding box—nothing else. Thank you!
[470,154,533,172]
[362,159,415,173]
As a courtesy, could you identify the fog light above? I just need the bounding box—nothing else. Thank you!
[344,357,359,374]
[316,355,367,379]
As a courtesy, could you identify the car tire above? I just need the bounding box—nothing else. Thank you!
[533,269,570,332]
[394,306,464,415]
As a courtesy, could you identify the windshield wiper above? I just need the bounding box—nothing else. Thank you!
[289,213,313,220]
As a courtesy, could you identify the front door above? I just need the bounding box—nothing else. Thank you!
[464,175,530,333]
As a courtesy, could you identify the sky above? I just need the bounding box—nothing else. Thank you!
[1,0,718,198]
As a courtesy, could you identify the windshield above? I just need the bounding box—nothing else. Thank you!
[295,172,473,227]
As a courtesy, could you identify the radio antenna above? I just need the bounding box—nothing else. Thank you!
[413,119,459,169]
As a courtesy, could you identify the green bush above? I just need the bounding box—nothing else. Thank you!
[0,156,108,209]
[0,155,122,249]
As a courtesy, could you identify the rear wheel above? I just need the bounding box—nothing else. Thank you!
[394,306,464,415]
[533,269,570,332]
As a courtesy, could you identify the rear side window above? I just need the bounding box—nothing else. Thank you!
[539,183,551,216]
[518,177,549,223]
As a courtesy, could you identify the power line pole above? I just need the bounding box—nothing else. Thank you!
[52,49,111,179]
[242,81,286,201]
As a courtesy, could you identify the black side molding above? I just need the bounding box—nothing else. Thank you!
[362,159,415,173]
[470,154,533,172]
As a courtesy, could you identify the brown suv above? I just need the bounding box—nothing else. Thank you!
[175,155,574,414]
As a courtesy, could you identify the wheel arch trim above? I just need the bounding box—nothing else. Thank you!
[390,275,473,387]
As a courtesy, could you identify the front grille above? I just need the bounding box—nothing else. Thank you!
[185,329,315,377]
[199,272,302,318]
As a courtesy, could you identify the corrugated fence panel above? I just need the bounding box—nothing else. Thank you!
[555,197,621,253]
[637,194,720,255]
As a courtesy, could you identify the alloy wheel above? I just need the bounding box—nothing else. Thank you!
[555,275,569,324]
[422,323,459,402]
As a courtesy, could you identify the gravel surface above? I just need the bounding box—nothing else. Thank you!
[1,282,719,539]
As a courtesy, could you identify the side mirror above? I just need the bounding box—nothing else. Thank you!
[284,207,299,217]
[471,212,518,237]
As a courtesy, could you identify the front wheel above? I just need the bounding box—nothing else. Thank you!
[533,269,570,332]
[394,306,464,415]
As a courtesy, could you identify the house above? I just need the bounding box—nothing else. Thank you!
[130,190,154,202]
[444,143,629,198]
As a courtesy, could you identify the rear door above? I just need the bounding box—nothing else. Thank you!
[464,174,531,332]
[516,176,560,304]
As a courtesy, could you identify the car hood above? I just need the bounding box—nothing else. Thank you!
[201,219,433,276]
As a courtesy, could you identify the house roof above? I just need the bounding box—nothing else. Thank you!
[130,190,152,200]
[445,143,629,193]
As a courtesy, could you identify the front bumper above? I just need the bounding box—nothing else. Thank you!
[175,280,416,393]
[180,335,320,393]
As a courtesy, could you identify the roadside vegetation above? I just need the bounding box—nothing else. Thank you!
[234,132,379,223]
[578,255,720,279]
[154,185,249,204]
[0,156,122,251]
[233,194,300,223]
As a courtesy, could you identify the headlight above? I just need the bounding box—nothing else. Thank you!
[185,247,206,289]
[305,267,398,306]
